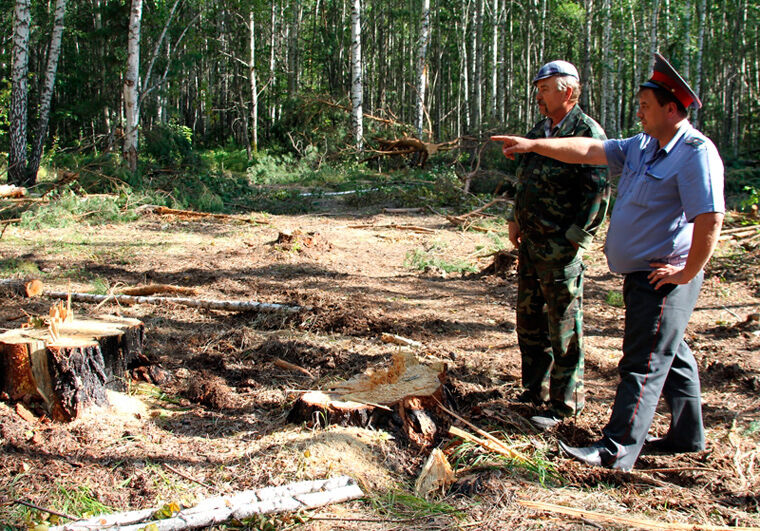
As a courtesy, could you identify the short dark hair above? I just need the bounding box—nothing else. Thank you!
[638,86,688,117]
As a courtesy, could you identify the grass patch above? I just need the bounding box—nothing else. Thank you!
[448,432,561,487]
[369,489,465,521]
[605,290,625,308]
[405,242,478,274]
[0,258,41,277]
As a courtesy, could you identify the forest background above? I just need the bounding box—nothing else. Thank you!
[1,0,759,214]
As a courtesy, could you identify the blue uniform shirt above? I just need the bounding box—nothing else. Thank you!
[603,123,725,274]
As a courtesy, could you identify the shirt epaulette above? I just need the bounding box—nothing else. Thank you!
[684,137,705,148]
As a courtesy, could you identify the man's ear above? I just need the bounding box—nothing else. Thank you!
[563,85,574,103]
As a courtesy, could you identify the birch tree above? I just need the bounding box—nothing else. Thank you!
[693,0,706,127]
[350,0,363,151]
[27,0,67,183]
[123,0,142,173]
[8,0,31,186]
[414,0,431,139]
[249,10,259,155]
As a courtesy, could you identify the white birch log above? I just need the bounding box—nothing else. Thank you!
[51,476,363,531]
[45,291,311,314]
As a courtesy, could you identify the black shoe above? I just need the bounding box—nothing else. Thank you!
[529,412,563,431]
[643,434,703,454]
[558,440,604,467]
[515,390,547,406]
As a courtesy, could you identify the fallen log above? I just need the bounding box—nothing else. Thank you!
[45,291,310,314]
[136,205,268,225]
[347,223,435,234]
[0,184,28,198]
[288,350,448,448]
[51,476,363,531]
[0,314,144,420]
[363,137,460,167]
[0,278,43,298]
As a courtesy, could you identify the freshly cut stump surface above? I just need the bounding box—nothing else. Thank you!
[288,350,448,447]
[0,315,144,421]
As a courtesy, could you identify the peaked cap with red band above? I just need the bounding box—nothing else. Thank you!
[640,52,702,109]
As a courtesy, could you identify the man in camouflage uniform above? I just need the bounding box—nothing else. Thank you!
[507,60,610,429]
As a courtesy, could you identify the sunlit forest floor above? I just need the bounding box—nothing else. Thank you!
[0,198,758,529]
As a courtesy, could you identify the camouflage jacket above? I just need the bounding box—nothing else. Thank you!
[507,105,610,250]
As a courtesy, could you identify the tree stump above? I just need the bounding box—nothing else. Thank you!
[0,278,43,298]
[288,350,449,448]
[0,315,144,421]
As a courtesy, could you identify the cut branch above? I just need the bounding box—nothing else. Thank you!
[50,476,363,531]
[136,205,268,225]
[362,137,460,167]
[45,291,310,314]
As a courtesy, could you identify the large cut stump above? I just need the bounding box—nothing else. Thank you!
[288,350,448,447]
[0,315,144,421]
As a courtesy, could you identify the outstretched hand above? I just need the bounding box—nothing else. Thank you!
[490,135,532,160]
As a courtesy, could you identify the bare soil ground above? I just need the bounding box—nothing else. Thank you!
[0,205,758,530]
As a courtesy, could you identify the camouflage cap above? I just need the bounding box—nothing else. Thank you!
[640,52,702,109]
[532,60,580,84]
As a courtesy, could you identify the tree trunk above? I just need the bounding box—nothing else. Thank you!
[693,0,706,127]
[27,0,66,185]
[350,0,363,151]
[249,10,259,156]
[8,0,31,187]
[581,0,593,110]
[473,0,483,135]
[601,0,614,134]
[648,0,660,74]
[0,315,144,421]
[123,0,143,173]
[490,0,500,121]
[414,0,431,139]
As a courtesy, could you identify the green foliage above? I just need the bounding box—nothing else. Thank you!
[741,186,760,212]
[605,290,625,308]
[201,147,251,173]
[405,242,478,274]
[0,78,10,150]
[143,123,199,167]
[370,490,465,520]
[449,433,561,487]
[0,258,41,276]
[18,189,138,229]
[343,166,477,211]
[724,161,760,210]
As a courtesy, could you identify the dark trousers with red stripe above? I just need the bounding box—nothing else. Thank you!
[597,270,705,471]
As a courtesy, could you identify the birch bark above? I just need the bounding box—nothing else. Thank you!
[249,11,259,155]
[8,0,31,186]
[350,0,363,150]
[123,0,143,173]
[27,0,66,184]
[414,0,431,139]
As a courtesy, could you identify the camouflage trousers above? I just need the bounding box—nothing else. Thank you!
[516,237,585,417]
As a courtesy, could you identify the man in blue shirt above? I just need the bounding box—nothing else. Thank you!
[492,53,725,471]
